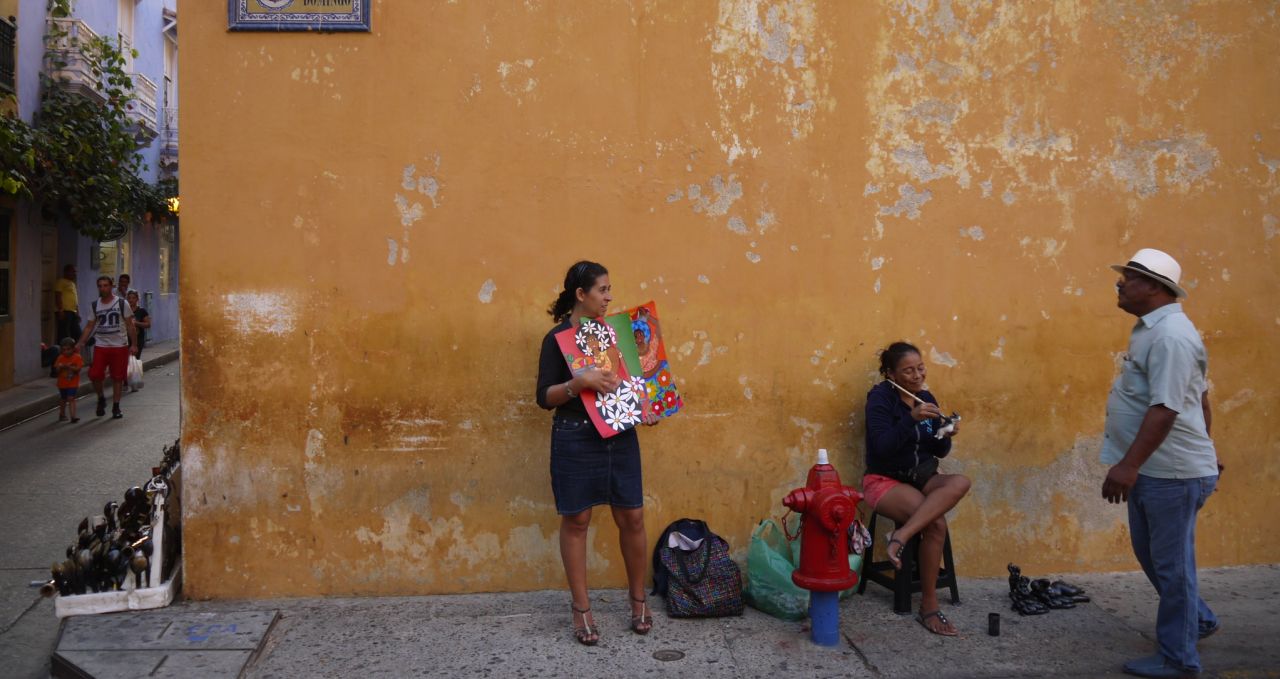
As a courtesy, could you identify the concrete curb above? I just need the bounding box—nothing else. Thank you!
[0,348,179,430]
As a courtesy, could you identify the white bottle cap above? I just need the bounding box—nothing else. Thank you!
[817,448,829,465]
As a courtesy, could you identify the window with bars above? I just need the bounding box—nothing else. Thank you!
[0,16,15,95]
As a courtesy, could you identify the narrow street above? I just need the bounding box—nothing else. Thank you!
[0,363,181,679]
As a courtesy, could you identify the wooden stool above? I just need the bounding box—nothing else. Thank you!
[856,509,960,614]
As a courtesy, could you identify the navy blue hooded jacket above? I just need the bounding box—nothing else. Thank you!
[864,381,952,476]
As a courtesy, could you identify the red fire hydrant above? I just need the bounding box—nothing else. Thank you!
[782,448,863,645]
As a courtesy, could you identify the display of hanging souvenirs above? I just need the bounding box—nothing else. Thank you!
[555,301,683,438]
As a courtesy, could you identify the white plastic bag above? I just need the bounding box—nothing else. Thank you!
[128,356,145,390]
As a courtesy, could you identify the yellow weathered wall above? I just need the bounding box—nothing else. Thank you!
[180,0,1280,599]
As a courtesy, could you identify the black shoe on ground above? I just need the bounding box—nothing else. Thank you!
[96,397,106,417]
[111,404,122,419]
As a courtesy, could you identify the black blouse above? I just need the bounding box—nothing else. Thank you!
[535,320,588,418]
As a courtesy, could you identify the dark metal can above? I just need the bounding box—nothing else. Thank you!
[988,612,1001,636]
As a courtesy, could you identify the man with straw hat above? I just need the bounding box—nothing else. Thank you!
[1100,248,1222,678]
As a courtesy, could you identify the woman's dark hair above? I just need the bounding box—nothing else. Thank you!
[878,341,921,376]
[548,260,608,322]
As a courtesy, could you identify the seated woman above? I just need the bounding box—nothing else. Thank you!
[863,341,971,636]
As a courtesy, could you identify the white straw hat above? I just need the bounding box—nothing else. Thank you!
[1110,248,1187,299]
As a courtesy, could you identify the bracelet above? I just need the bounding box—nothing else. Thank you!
[565,382,577,399]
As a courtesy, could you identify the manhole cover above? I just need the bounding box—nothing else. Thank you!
[652,650,685,662]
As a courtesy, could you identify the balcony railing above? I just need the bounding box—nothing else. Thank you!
[1,16,15,96]
[125,71,158,143]
[118,34,133,69]
[159,106,178,172]
[47,19,159,146]
[45,18,105,103]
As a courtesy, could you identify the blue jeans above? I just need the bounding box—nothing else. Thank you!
[1127,474,1218,672]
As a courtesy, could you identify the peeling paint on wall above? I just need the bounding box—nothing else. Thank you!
[1104,134,1219,197]
[878,184,931,220]
[863,0,1231,231]
[929,346,957,368]
[497,58,538,104]
[388,158,443,267]
[710,0,834,160]
[690,174,744,217]
[223,292,297,336]
[182,0,1280,599]
[478,279,497,304]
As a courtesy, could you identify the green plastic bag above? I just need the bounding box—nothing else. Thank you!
[743,517,864,621]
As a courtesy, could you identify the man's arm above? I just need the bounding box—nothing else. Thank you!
[76,318,96,349]
[1102,404,1178,503]
[54,290,64,315]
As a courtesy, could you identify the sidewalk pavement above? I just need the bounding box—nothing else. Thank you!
[52,564,1277,678]
[0,339,179,430]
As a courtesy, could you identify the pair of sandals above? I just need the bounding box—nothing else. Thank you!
[1031,579,1090,608]
[1010,594,1049,615]
[571,594,653,646]
[1007,563,1090,616]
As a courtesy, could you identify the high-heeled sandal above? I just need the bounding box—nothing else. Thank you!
[571,604,599,646]
[629,593,653,635]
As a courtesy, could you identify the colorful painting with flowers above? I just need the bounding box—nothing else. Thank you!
[554,318,647,438]
[623,301,682,419]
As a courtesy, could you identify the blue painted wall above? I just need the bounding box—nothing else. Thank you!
[15,0,43,122]
[6,0,180,385]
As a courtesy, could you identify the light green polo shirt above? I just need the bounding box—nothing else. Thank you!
[1101,303,1218,478]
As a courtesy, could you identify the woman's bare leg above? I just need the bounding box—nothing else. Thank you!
[560,508,596,638]
[875,483,925,570]
[611,506,650,625]
[885,474,970,546]
[875,475,969,633]
[916,516,948,613]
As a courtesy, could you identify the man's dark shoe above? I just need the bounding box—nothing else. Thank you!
[111,404,123,419]
[1123,654,1198,678]
[1199,620,1220,640]
[95,397,106,417]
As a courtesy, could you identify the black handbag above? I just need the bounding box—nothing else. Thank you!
[654,520,744,618]
[887,456,939,490]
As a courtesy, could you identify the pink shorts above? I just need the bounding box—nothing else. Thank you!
[861,473,903,512]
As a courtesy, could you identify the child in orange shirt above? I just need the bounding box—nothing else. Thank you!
[54,337,83,423]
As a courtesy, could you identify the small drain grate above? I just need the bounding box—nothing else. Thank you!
[652,650,685,662]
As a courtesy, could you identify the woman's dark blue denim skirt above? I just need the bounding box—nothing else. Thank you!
[550,415,643,515]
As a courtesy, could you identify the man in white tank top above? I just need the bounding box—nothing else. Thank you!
[76,276,137,419]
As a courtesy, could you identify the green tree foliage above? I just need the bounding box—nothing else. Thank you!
[0,112,35,197]
[0,0,174,239]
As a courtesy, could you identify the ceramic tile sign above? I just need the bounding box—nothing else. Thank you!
[228,0,371,32]
[555,318,646,439]
[620,302,683,419]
